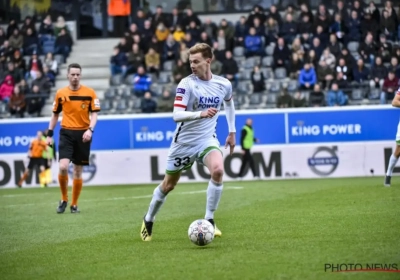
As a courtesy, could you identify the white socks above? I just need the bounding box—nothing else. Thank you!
[205,180,223,220]
[386,154,399,176]
[145,184,166,222]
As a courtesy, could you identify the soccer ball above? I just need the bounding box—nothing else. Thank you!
[188,219,215,246]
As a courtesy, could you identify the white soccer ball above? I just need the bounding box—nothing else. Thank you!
[188,219,215,246]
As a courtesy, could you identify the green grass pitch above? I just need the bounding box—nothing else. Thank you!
[0,177,399,280]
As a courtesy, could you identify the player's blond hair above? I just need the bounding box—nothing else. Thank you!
[188,43,213,59]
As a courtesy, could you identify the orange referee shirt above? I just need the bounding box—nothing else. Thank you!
[30,139,47,158]
[53,85,100,130]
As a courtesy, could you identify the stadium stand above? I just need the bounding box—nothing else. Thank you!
[104,2,400,114]
[0,15,73,118]
[1,1,400,118]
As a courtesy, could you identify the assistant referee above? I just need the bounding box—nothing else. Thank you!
[237,118,259,179]
[46,63,101,214]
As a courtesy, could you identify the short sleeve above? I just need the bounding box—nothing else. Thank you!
[90,89,101,112]
[174,78,191,110]
[224,81,233,101]
[52,91,62,114]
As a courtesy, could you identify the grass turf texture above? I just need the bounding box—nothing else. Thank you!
[0,177,399,280]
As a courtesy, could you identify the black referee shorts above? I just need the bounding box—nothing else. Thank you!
[58,128,91,166]
[27,158,45,169]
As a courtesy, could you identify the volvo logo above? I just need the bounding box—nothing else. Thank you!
[307,146,339,176]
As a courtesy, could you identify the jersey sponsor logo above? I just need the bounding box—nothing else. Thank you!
[94,98,100,108]
[175,96,183,101]
[176,88,186,94]
[197,96,220,109]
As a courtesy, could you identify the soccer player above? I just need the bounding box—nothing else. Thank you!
[385,91,400,186]
[140,43,236,241]
[40,129,56,188]
[46,63,100,213]
[17,131,47,188]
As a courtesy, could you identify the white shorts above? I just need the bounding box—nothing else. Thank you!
[166,139,222,174]
[396,121,400,143]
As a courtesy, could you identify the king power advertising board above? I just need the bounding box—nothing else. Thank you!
[0,142,397,188]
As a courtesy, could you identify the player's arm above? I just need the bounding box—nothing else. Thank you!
[223,84,236,134]
[173,80,202,122]
[89,92,101,131]
[47,92,61,140]
[392,90,400,108]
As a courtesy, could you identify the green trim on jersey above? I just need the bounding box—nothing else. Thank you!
[396,140,400,145]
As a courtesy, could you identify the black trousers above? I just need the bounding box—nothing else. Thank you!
[238,149,258,177]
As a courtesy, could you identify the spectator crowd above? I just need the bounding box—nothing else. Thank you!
[109,0,400,113]
[0,15,73,118]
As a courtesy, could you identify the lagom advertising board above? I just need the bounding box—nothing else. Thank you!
[0,142,397,188]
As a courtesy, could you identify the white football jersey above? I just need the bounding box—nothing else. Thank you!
[172,74,233,145]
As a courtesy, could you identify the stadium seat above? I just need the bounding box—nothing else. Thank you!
[132,99,142,110]
[111,74,122,86]
[243,58,256,69]
[287,80,298,93]
[125,74,135,85]
[116,99,127,111]
[368,88,380,100]
[347,42,359,53]
[163,60,175,71]
[54,54,64,65]
[267,93,277,105]
[239,69,252,80]
[265,45,274,56]
[233,46,245,57]
[158,72,171,84]
[351,89,364,100]
[236,81,252,94]
[150,84,163,95]
[119,87,131,99]
[104,88,116,99]
[101,99,112,112]
[274,67,287,80]
[234,94,248,108]
[261,56,273,67]
[0,102,7,115]
[248,93,264,109]
[268,80,281,93]
[260,67,273,80]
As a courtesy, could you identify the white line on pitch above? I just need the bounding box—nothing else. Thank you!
[3,186,243,208]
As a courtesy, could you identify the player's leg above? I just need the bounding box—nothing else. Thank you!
[17,160,33,187]
[56,129,74,213]
[247,150,258,179]
[141,172,181,241]
[141,143,194,241]
[70,129,90,213]
[39,159,47,188]
[70,165,83,213]
[202,148,224,237]
[384,142,400,187]
[237,150,249,180]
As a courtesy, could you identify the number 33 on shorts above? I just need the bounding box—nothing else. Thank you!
[174,157,191,167]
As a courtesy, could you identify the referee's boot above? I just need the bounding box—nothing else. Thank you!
[141,216,153,241]
[208,219,222,237]
[70,205,80,213]
[56,200,68,214]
